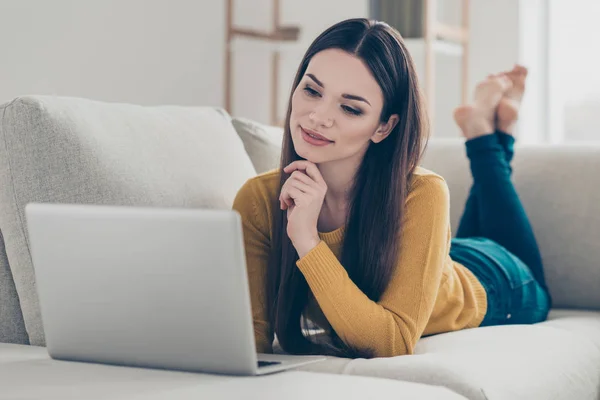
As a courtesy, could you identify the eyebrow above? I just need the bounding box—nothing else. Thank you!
[306,73,371,106]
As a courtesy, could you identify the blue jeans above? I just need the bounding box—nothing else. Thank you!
[449,131,552,326]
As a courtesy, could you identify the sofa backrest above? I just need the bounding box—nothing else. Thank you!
[421,139,600,311]
[0,96,256,345]
[1,95,598,345]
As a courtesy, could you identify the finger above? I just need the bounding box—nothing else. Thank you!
[285,187,304,203]
[280,174,313,208]
[290,170,317,186]
[280,183,291,208]
[284,161,325,186]
[279,189,289,209]
[287,172,317,191]
[280,188,295,208]
[280,193,291,209]
[284,160,318,176]
[287,179,314,194]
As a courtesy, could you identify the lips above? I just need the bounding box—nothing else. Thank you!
[300,127,333,147]
[300,126,333,142]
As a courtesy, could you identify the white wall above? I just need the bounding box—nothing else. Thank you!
[519,0,548,144]
[0,0,367,120]
[468,0,521,95]
[469,0,544,144]
[0,0,225,107]
[546,0,600,143]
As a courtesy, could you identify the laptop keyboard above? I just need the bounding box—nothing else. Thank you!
[258,360,281,368]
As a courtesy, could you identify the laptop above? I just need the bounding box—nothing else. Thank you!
[25,202,326,375]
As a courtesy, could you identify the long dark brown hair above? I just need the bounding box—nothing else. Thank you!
[267,18,429,358]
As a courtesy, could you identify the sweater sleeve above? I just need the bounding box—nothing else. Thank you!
[296,175,451,358]
[232,179,274,354]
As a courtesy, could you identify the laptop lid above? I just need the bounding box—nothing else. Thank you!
[25,202,259,375]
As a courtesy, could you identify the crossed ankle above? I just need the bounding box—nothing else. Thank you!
[463,127,495,140]
[465,132,501,146]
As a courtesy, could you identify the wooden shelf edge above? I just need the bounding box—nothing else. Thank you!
[435,23,468,43]
[404,38,464,57]
[231,26,300,41]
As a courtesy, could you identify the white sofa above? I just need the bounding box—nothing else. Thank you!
[0,96,599,399]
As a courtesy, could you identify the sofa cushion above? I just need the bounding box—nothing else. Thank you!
[0,96,256,346]
[231,117,283,174]
[421,139,600,311]
[541,309,600,350]
[0,230,28,344]
[297,310,600,400]
[295,351,487,400]
[0,344,468,400]
[411,310,600,399]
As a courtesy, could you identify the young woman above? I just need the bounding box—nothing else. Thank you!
[232,18,551,359]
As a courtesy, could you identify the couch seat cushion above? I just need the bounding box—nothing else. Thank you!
[0,343,467,400]
[298,310,600,400]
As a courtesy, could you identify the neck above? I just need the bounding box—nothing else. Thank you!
[317,153,362,210]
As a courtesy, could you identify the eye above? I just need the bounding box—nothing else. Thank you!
[342,105,362,116]
[303,85,321,97]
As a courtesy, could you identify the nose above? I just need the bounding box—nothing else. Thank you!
[309,103,334,128]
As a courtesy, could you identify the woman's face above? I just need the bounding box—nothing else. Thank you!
[289,48,396,165]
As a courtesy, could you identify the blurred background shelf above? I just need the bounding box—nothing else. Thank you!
[371,0,471,135]
[404,38,464,57]
[225,0,301,126]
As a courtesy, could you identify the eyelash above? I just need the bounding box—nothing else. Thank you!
[303,86,320,98]
[302,85,363,116]
[342,105,362,116]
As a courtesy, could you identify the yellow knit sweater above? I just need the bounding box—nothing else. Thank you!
[232,167,487,358]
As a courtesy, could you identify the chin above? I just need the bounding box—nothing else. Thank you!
[293,142,316,162]
[292,143,323,164]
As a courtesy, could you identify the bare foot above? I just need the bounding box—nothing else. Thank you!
[453,105,490,140]
[497,65,527,134]
[454,75,513,140]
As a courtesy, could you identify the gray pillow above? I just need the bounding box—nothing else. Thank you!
[0,96,256,345]
[0,229,28,344]
[232,117,283,174]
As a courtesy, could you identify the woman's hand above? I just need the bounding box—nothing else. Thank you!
[280,161,326,257]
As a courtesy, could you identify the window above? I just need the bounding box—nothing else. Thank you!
[547,0,600,142]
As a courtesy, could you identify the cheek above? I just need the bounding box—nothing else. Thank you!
[290,89,310,116]
[289,90,304,133]
[338,117,379,143]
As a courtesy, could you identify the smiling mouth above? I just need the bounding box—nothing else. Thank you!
[300,126,333,142]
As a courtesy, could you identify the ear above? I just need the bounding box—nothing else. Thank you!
[371,114,399,144]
